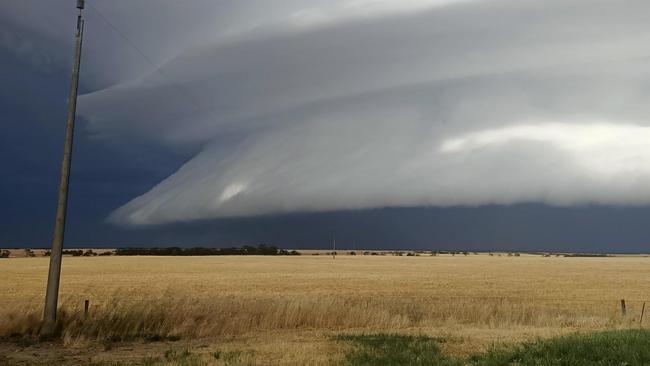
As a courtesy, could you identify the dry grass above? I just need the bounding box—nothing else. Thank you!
[1,255,649,364]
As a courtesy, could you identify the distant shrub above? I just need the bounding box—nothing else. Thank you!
[83,250,97,257]
[63,249,84,257]
[0,250,10,258]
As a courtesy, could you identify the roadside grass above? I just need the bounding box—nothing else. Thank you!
[472,329,650,366]
[337,329,650,366]
[86,348,257,366]
[335,334,459,366]
[10,329,650,365]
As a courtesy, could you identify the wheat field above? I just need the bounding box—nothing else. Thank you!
[1,254,649,365]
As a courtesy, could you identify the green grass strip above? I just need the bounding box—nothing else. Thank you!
[337,329,650,366]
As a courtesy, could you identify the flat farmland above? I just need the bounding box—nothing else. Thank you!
[1,254,649,365]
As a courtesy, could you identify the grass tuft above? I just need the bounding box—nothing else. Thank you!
[335,334,460,366]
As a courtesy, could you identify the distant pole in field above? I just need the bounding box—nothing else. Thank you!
[42,0,85,335]
[84,299,90,319]
[333,237,336,260]
[621,299,627,316]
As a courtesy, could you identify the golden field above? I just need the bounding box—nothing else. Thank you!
[1,254,649,365]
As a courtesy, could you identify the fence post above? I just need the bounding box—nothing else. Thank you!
[84,299,89,319]
[621,299,626,316]
[641,302,646,325]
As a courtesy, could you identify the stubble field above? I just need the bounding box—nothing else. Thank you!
[1,254,649,365]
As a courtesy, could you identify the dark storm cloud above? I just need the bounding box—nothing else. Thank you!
[5,0,650,227]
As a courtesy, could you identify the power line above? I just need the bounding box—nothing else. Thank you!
[87,3,158,72]
[87,3,221,126]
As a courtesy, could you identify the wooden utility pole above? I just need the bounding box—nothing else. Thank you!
[42,0,85,335]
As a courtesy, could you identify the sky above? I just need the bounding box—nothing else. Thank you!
[3,0,650,252]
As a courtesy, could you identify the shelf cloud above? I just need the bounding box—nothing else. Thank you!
[5,0,650,225]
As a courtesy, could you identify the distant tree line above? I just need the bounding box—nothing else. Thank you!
[114,245,300,256]
[46,249,102,257]
[563,253,611,258]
